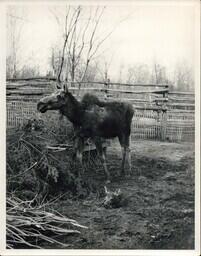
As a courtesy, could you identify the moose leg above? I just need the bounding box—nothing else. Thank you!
[125,148,131,176]
[118,135,131,176]
[72,125,81,160]
[74,136,84,175]
[121,147,126,173]
[125,136,132,176]
[93,137,110,182]
[118,135,126,175]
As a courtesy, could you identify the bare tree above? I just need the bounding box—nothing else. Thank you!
[117,63,125,83]
[126,63,151,84]
[50,47,57,77]
[6,7,27,78]
[50,6,108,85]
[151,62,168,84]
[173,61,194,91]
[50,5,134,87]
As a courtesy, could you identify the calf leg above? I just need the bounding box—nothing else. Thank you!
[93,137,110,182]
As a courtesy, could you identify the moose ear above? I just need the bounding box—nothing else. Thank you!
[57,91,66,99]
[63,82,68,93]
[56,81,62,89]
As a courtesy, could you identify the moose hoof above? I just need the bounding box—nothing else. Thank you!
[106,179,111,184]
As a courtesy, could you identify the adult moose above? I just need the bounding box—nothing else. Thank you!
[37,84,134,182]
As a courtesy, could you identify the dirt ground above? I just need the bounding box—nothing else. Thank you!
[51,140,195,249]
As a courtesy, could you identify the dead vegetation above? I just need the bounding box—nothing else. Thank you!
[7,195,87,249]
[6,116,93,248]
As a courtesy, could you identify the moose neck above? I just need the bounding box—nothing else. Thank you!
[60,92,83,126]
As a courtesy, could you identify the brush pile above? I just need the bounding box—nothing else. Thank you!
[6,116,93,248]
[7,195,87,249]
[7,116,93,199]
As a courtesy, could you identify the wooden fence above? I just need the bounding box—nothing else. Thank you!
[166,91,194,141]
[6,78,195,142]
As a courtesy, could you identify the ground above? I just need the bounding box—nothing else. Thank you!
[50,140,195,249]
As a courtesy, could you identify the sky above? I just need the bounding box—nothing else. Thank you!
[6,1,196,80]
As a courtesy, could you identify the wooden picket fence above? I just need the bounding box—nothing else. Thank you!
[6,78,195,142]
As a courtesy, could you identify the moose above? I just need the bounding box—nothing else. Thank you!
[37,86,134,182]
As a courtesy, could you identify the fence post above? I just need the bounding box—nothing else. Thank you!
[104,78,110,100]
[160,85,169,141]
[161,109,168,140]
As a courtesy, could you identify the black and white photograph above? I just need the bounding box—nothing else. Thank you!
[1,0,200,254]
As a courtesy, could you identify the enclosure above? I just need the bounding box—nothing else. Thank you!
[6,78,195,249]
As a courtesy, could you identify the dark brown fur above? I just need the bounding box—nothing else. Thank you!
[37,91,135,181]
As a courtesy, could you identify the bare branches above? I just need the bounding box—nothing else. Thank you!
[51,5,133,86]
[50,6,106,84]
[48,7,61,27]
[57,6,81,85]
[89,12,134,62]
[74,11,91,68]
[7,8,27,78]
[7,195,87,248]
[8,162,38,181]
[80,7,105,82]
[7,13,30,23]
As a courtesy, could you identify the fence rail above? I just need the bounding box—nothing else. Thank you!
[6,79,195,142]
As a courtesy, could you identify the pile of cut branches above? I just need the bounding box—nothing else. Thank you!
[7,118,102,199]
[7,195,87,249]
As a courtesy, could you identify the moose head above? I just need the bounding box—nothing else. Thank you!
[37,90,69,113]
[37,81,70,113]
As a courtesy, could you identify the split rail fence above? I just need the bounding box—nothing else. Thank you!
[6,77,195,142]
